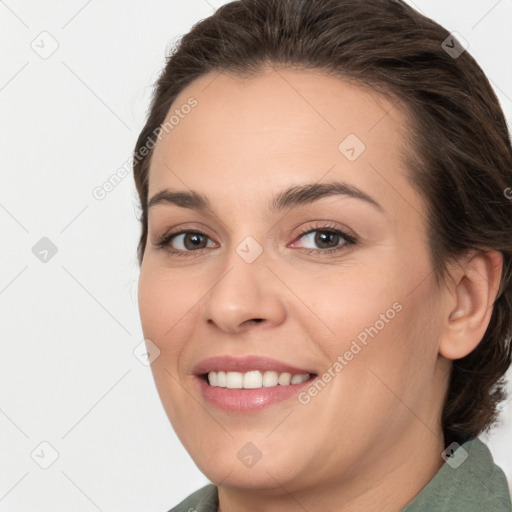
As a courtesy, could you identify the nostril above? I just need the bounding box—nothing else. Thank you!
[241,318,264,327]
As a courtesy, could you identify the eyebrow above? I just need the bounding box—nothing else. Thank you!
[147,181,384,214]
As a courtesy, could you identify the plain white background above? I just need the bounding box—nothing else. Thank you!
[0,1,511,511]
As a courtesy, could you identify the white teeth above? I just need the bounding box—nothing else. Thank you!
[262,370,279,387]
[278,372,291,386]
[206,370,311,389]
[208,372,217,386]
[226,371,243,389]
[216,371,226,387]
[243,370,263,389]
[290,373,310,384]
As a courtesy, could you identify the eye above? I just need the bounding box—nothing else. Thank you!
[290,223,357,254]
[154,229,217,256]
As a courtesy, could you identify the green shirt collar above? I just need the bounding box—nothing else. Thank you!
[402,437,511,511]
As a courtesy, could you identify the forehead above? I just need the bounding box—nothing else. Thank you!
[148,67,423,220]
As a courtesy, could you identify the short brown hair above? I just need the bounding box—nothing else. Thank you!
[132,0,512,444]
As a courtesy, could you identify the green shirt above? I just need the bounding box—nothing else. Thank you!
[168,438,512,511]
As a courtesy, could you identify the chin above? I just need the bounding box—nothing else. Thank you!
[184,436,307,490]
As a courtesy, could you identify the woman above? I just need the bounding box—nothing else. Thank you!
[133,0,512,510]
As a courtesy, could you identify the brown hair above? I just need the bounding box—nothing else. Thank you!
[132,0,512,444]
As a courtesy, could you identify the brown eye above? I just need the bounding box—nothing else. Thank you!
[313,231,342,249]
[297,229,349,250]
[289,223,358,256]
[169,232,213,251]
[154,226,219,258]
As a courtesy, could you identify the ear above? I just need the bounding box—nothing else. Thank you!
[439,249,503,360]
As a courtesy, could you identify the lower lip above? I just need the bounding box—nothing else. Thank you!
[195,375,315,412]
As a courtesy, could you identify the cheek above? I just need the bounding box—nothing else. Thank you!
[344,276,443,416]
[291,259,440,388]
[137,267,196,356]
[137,268,200,422]
[289,263,402,350]
[137,268,165,341]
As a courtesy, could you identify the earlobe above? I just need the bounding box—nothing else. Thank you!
[439,249,503,360]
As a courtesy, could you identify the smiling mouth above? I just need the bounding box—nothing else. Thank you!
[203,370,316,389]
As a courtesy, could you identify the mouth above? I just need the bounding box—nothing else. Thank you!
[202,370,315,389]
[192,355,318,412]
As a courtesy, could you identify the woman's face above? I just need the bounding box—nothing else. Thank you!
[138,68,451,493]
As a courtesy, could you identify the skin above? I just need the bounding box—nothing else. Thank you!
[137,67,503,512]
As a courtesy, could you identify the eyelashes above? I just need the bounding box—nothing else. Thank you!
[153,222,358,258]
[155,229,215,255]
[291,222,357,254]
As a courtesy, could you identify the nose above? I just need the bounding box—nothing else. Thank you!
[201,246,287,334]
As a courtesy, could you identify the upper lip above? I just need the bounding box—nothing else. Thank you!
[192,355,316,376]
